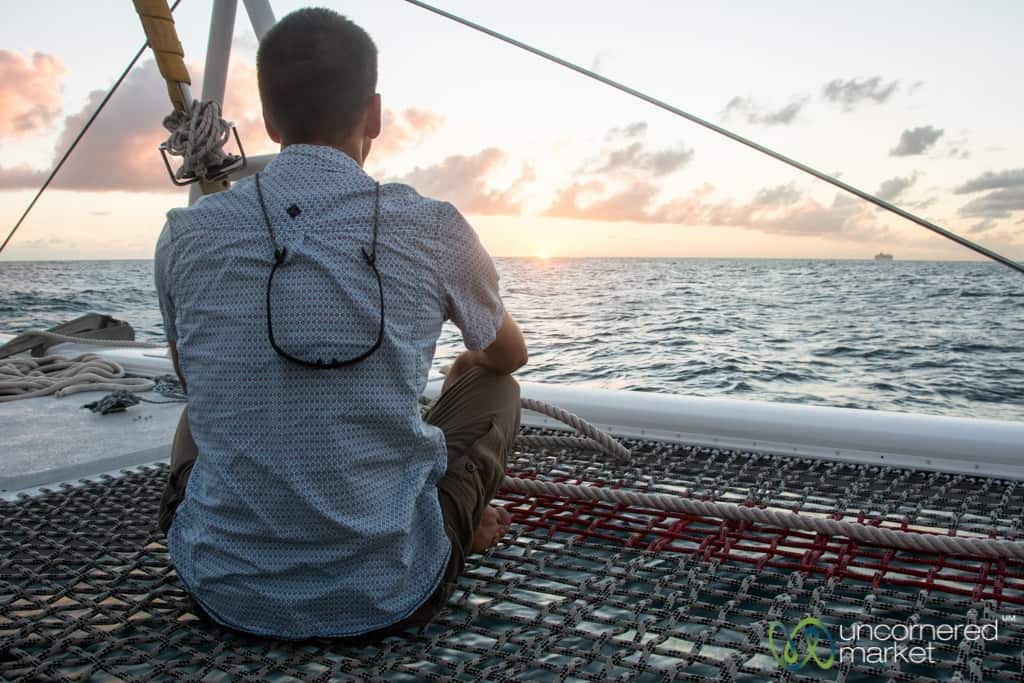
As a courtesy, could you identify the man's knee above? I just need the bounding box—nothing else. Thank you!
[463,366,519,403]
[485,369,520,405]
[471,369,520,437]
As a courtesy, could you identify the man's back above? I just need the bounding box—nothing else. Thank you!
[155,144,505,637]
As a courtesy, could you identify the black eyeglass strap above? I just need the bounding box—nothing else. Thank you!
[255,173,286,264]
[361,182,380,266]
[256,172,385,369]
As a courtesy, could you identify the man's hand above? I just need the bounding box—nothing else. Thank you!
[443,312,527,391]
[169,341,187,394]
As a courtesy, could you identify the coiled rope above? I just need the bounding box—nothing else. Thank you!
[0,354,153,402]
[162,100,234,183]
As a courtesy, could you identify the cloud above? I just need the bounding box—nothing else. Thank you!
[606,121,647,139]
[221,60,274,154]
[876,173,918,202]
[822,76,899,110]
[969,219,1000,234]
[889,126,944,157]
[583,123,693,180]
[0,50,66,137]
[0,60,221,192]
[394,147,530,215]
[547,180,661,222]
[957,187,1024,220]
[954,168,1024,194]
[908,197,937,211]
[752,184,801,206]
[0,57,440,193]
[0,164,45,190]
[703,189,885,239]
[723,96,804,126]
[953,168,1024,221]
[371,107,444,157]
[545,179,886,240]
[595,141,694,177]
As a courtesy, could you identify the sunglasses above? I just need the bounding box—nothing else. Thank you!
[255,172,384,369]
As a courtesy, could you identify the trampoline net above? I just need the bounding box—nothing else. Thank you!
[3,431,1023,682]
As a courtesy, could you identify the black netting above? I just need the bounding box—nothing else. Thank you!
[3,435,1024,682]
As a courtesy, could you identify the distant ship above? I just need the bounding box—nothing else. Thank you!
[875,252,894,261]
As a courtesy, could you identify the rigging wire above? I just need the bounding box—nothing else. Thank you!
[401,0,1024,276]
[0,0,184,256]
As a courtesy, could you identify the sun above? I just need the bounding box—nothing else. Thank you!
[537,250,551,260]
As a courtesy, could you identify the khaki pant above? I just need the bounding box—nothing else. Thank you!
[157,366,521,641]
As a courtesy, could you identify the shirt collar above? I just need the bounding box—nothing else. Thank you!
[266,144,367,178]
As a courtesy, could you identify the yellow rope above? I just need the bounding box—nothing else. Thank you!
[133,0,191,112]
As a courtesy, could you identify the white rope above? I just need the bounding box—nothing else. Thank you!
[502,477,1024,559]
[433,364,631,460]
[511,392,1024,560]
[162,99,233,182]
[0,354,153,402]
[517,397,631,461]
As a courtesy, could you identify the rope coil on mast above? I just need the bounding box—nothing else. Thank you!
[161,100,236,184]
[133,0,244,192]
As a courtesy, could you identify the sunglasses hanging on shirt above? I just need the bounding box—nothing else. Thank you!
[255,172,384,369]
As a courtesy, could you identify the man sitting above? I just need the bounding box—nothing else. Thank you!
[154,7,527,640]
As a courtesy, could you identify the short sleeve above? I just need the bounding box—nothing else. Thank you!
[154,221,178,343]
[435,203,504,350]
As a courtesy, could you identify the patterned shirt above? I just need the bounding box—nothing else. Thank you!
[154,144,505,638]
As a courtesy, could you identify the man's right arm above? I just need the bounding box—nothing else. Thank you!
[445,311,527,389]
[474,311,527,374]
[154,221,183,389]
[434,202,526,388]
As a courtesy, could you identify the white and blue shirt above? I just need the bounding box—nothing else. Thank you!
[154,144,504,638]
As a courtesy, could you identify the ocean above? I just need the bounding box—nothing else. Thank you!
[1,258,1022,422]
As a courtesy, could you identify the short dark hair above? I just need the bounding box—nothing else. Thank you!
[257,8,377,145]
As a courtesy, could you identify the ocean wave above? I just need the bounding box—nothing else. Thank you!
[3,258,1022,421]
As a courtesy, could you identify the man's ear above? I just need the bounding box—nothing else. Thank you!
[263,107,282,144]
[365,94,382,140]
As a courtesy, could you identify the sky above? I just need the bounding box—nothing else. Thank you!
[0,0,1022,261]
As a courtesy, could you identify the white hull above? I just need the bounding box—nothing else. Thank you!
[4,333,1021,493]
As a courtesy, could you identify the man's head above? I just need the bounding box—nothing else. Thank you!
[257,8,380,153]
